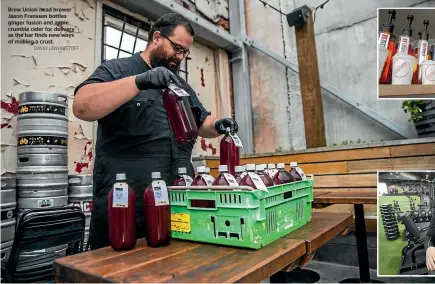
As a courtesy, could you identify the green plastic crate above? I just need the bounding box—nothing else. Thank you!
[168,176,314,249]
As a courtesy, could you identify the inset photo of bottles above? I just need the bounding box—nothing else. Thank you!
[377,8,435,99]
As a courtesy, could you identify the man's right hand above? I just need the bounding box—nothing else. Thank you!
[427,246,435,271]
[135,67,181,90]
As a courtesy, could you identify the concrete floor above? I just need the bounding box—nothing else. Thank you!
[261,261,435,283]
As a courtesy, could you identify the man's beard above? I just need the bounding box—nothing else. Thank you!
[149,45,181,74]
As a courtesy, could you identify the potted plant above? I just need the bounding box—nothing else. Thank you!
[402,100,435,137]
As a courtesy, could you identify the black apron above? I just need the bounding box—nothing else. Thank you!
[86,54,199,250]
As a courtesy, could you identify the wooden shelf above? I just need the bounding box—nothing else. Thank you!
[378,85,435,99]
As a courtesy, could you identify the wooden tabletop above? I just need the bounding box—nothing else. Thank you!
[379,85,435,98]
[313,191,377,205]
[54,212,352,283]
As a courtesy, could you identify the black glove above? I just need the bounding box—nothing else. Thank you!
[135,67,181,90]
[214,118,238,135]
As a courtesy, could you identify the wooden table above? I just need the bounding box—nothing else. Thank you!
[54,212,353,283]
[313,191,378,283]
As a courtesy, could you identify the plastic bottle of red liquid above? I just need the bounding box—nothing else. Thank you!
[239,164,267,190]
[273,163,295,185]
[212,165,239,186]
[234,166,245,184]
[191,166,214,186]
[163,84,198,143]
[144,172,171,247]
[256,164,274,186]
[205,167,215,181]
[267,163,278,179]
[172,167,193,186]
[289,162,307,181]
[219,129,240,176]
[108,173,137,251]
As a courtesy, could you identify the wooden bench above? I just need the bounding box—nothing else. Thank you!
[200,138,435,232]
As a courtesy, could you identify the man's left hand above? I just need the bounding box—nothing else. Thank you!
[214,118,238,135]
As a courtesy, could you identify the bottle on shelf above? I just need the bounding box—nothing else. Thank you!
[273,163,296,185]
[415,20,431,84]
[143,172,171,247]
[396,14,414,55]
[108,173,136,251]
[379,9,397,84]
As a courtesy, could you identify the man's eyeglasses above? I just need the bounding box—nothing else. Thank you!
[159,32,190,58]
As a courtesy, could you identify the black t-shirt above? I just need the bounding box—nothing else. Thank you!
[74,52,211,158]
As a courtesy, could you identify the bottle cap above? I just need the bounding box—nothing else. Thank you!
[197,166,206,173]
[178,167,187,174]
[277,163,285,169]
[116,173,126,181]
[235,166,243,173]
[219,165,228,172]
[267,163,275,169]
[205,167,211,173]
[290,162,298,167]
[246,164,256,171]
[152,172,161,179]
[256,164,264,171]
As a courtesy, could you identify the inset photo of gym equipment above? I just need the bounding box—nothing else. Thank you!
[377,170,435,277]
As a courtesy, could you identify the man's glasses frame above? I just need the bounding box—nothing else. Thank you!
[159,31,190,58]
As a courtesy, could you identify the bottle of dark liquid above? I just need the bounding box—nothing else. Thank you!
[256,164,274,187]
[205,167,215,181]
[219,130,240,176]
[212,165,238,186]
[379,9,397,84]
[239,164,267,190]
[108,173,136,251]
[266,163,277,179]
[273,163,295,185]
[289,162,307,181]
[172,167,193,186]
[234,166,245,184]
[163,84,198,143]
[144,172,171,247]
[191,166,213,186]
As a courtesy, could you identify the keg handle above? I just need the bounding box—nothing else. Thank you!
[18,157,29,163]
[57,95,68,103]
[69,177,82,184]
[1,181,6,187]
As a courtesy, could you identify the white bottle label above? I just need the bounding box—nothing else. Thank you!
[269,169,278,178]
[378,33,390,48]
[223,173,239,186]
[418,40,429,81]
[152,180,170,206]
[168,83,190,97]
[398,36,410,54]
[248,172,267,191]
[182,175,193,186]
[203,174,214,186]
[295,167,307,180]
[113,183,128,208]
[229,132,243,148]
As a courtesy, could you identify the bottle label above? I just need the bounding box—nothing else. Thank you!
[295,167,307,180]
[424,65,435,82]
[398,36,410,54]
[182,175,193,186]
[223,173,239,186]
[418,40,429,81]
[229,132,243,148]
[152,180,170,206]
[112,183,128,208]
[202,174,214,186]
[248,172,267,191]
[269,169,278,178]
[378,33,390,48]
[240,172,248,179]
[168,83,190,97]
